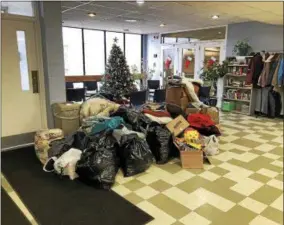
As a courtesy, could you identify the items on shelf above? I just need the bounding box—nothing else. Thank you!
[223,89,251,101]
[222,58,254,115]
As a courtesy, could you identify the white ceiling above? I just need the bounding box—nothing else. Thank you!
[61,1,284,34]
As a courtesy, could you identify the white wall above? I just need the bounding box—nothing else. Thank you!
[146,34,161,80]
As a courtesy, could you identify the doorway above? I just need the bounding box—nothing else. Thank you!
[1,17,45,149]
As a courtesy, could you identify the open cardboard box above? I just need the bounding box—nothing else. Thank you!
[166,115,211,169]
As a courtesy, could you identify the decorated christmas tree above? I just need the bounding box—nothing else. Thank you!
[101,38,136,99]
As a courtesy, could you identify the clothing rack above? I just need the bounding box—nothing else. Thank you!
[251,51,283,118]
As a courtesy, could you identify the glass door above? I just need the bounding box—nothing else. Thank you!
[176,44,198,79]
[181,48,196,79]
[198,41,226,107]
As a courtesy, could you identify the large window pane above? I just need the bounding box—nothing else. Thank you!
[84,30,105,75]
[125,34,141,73]
[1,2,34,17]
[106,32,124,61]
[63,27,84,76]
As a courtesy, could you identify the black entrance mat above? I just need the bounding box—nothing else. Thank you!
[1,188,30,225]
[1,147,153,225]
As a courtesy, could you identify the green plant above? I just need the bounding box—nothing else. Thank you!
[200,60,229,81]
[233,39,251,56]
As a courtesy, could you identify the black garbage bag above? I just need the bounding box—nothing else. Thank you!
[48,131,90,158]
[119,134,154,177]
[111,107,152,133]
[76,133,119,189]
[146,125,174,164]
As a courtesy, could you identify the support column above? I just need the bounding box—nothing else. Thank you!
[37,1,66,128]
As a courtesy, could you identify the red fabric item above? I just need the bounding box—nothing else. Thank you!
[187,113,215,128]
[185,59,191,68]
[207,59,215,67]
[142,109,171,117]
[165,58,172,69]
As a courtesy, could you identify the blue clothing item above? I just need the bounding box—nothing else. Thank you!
[89,116,124,135]
[278,58,284,85]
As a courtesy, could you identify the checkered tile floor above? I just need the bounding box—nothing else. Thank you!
[2,113,283,225]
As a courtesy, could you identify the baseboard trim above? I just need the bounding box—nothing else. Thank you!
[1,143,34,152]
[1,132,35,151]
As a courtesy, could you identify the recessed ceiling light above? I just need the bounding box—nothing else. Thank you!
[136,0,145,5]
[211,15,219,19]
[218,31,222,34]
[125,19,137,23]
[160,23,166,27]
[88,12,96,17]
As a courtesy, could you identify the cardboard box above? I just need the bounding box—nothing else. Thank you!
[166,85,192,110]
[166,115,189,136]
[180,149,204,169]
[173,140,211,169]
[185,107,200,115]
[200,107,220,124]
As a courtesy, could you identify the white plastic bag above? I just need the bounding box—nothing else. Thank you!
[53,148,82,180]
[204,135,219,156]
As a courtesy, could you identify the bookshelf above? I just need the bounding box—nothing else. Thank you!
[222,62,254,115]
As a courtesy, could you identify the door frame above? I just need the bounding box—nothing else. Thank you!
[1,7,47,149]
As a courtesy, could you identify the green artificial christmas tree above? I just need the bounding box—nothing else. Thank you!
[101,38,136,99]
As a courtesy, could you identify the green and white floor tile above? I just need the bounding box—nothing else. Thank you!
[113,113,283,225]
[2,113,283,225]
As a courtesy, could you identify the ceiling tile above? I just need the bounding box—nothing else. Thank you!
[242,2,283,16]
[62,1,284,34]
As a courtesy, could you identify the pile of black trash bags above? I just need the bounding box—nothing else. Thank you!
[47,106,178,190]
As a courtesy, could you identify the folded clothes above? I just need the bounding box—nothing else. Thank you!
[83,116,124,135]
[187,113,221,136]
[144,114,173,124]
[187,113,215,128]
[142,109,171,117]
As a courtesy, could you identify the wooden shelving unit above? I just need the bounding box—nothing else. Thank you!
[222,60,254,115]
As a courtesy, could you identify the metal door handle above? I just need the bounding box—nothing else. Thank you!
[31,70,39,93]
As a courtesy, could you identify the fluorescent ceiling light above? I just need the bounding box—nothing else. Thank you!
[88,12,96,17]
[160,23,166,27]
[125,19,137,23]
[211,15,219,19]
[136,0,145,5]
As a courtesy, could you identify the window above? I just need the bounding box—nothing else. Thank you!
[125,34,141,73]
[1,2,34,17]
[106,32,124,61]
[16,31,30,91]
[163,37,177,44]
[62,27,84,75]
[84,30,105,75]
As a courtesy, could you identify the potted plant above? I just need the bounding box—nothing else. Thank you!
[200,60,229,96]
[200,60,229,82]
[233,39,252,56]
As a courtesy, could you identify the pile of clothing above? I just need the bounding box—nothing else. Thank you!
[174,112,220,156]
[35,98,220,190]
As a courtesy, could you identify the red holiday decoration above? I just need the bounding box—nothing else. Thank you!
[185,56,192,68]
[165,57,172,69]
[208,59,215,67]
